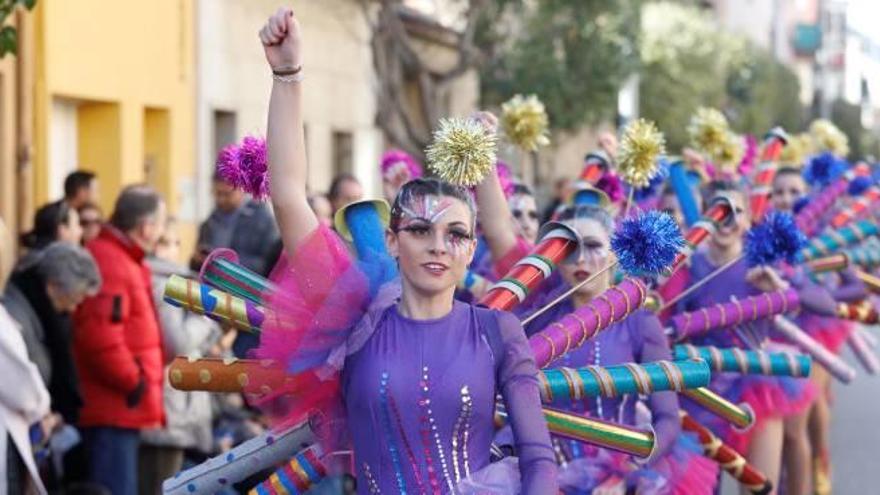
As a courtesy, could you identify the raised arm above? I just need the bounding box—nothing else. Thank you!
[471,112,520,261]
[260,8,318,252]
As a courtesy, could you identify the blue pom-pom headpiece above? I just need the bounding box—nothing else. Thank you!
[611,211,684,277]
[745,211,807,267]
[848,176,873,196]
[803,152,846,188]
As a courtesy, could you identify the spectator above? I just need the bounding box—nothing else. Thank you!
[0,217,52,495]
[190,175,280,276]
[308,194,333,227]
[64,171,99,210]
[78,202,104,245]
[327,173,363,215]
[140,218,218,495]
[20,201,83,253]
[540,177,572,224]
[72,185,167,495]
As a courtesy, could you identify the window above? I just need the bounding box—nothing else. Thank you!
[332,130,354,176]
[213,110,237,159]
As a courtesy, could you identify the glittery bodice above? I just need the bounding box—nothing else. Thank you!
[343,301,497,494]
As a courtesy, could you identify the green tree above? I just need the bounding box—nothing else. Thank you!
[0,0,35,58]
[478,0,643,130]
[726,46,804,137]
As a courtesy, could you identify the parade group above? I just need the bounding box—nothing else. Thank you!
[7,6,880,495]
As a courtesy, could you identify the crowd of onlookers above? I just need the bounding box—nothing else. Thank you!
[0,169,368,495]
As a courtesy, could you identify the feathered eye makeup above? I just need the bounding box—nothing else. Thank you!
[393,194,474,256]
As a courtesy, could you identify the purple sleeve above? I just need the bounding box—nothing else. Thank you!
[495,310,559,494]
[631,312,681,464]
[831,268,868,302]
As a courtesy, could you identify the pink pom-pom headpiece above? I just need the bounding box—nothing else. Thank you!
[214,136,270,200]
[380,149,423,181]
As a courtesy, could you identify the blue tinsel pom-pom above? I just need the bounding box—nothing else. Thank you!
[848,176,873,196]
[633,159,670,201]
[745,211,807,267]
[803,152,846,188]
[792,196,810,214]
[611,210,684,276]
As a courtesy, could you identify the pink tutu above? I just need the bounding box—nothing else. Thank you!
[804,314,853,355]
[726,376,818,453]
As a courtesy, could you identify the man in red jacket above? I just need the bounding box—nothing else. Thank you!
[73,185,166,495]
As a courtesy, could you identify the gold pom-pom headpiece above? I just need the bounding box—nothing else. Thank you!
[688,107,730,160]
[779,133,813,168]
[616,118,666,188]
[426,117,497,186]
[715,132,744,172]
[809,119,849,157]
[500,94,551,152]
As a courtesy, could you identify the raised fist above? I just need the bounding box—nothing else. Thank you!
[258,7,303,71]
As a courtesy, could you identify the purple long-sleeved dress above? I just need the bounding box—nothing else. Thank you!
[342,301,557,494]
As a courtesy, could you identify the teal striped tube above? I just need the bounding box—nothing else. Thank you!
[674,344,811,377]
[201,250,274,306]
[799,220,879,262]
[845,243,880,269]
[538,358,710,403]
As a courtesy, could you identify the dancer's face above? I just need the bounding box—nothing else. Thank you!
[711,191,749,252]
[558,218,614,302]
[509,193,539,243]
[771,173,806,213]
[659,193,685,230]
[387,194,476,297]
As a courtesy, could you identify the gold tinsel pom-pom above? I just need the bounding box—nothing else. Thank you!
[687,107,730,161]
[715,132,744,171]
[500,94,551,152]
[426,117,497,186]
[779,133,813,168]
[809,119,850,157]
[616,118,666,188]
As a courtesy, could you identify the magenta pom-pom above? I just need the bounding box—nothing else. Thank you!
[215,144,245,189]
[214,136,270,200]
[596,171,624,203]
[738,134,758,177]
[380,149,423,181]
[496,160,515,199]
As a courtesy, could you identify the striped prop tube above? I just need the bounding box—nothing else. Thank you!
[538,359,710,403]
[162,422,315,495]
[669,160,701,228]
[806,253,850,274]
[795,163,870,235]
[669,289,799,341]
[480,222,579,311]
[773,315,856,383]
[836,300,879,324]
[847,329,880,375]
[680,412,772,495]
[682,387,754,430]
[201,249,274,306]
[656,198,734,289]
[799,220,880,262]
[168,357,285,394]
[674,344,811,377]
[580,151,610,184]
[749,127,788,223]
[856,270,880,294]
[529,278,649,368]
[830,186,880,228]
[249,448,326,495]
[494,405,655,458]
[164,275,269,334]
[846,243,880,269]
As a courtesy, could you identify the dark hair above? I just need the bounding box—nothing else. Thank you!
[64,171,96,199]
[20,201,75,249]
[327,173,361,202]
[389,178,476,232]
[774,166,804,180]
[109,185,163,232]
[512,183,533,197]
[555,204,614,234]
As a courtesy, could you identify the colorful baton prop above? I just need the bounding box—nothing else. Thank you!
[248,448,327,495]
[749,127,788,223]
[830,186,880,228]
[669,159,702,227]
[538,359,710,403]
[200,249,274,306]
[836,300,879,324]
[480,222,579,311]
[796,163,870,235]
[806,253,850,274]
[162,422,315,495]
[529,278,649,368]
[168,357,285,393]
[847,329,880,375]
[495,405,655,458]
[681,387,754,430]
[164,275,269,334]
[846,243,880,270]
[855,269,880,294]
[674,344,811,377]
[579,151,611,184]
[799,220,879,262]
[773,315,856,383]
[680,412,772,495]
[668,289,799,341]
[457,269,492,299]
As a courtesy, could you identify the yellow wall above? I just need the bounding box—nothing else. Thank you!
[32,0,195,257]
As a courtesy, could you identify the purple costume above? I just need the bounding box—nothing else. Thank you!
[678,251,815,452]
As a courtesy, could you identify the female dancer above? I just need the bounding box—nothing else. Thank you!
[256,8,556,493]
[680,181,815,494]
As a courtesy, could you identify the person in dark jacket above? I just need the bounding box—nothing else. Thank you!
[72,185,167,495]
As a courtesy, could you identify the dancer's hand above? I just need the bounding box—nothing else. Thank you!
[598,131,618,160]
[259,7,302,71]
[594,475,625,495]
[746,265,790,293]
[470,110,498,136]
